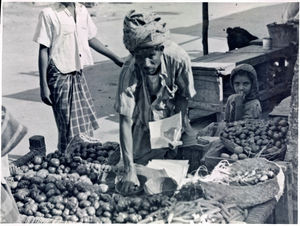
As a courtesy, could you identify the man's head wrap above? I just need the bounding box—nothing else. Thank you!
[123,10,169,53]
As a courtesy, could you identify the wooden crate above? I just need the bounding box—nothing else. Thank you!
[189,67,224,121]
[188,45,294,122]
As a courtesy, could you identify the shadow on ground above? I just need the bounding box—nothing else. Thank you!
[4,60,122,122]
[19,71,39,77]
[171,3,286,39]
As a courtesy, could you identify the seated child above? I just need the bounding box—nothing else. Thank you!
[198,64,262,137]
[225,63,262,122]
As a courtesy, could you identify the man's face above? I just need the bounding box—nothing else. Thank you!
[134,46,164,75]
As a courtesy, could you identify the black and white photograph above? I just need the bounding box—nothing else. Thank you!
[1,1,298,224]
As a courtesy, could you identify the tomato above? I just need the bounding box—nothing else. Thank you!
[86,206,96,216]
[35,193,47,203]
[33,155,43,165]
[51,208,62,216]
[68,215,79,222]
[77,192,88,201]
[55,203,65,210]
[50,158,60,167]
[99,184,109,193]
[48,167,56,174]
[79,200,91,208]
[34,165,41,171]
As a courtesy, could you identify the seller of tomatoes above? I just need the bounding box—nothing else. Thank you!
[114,10,196,193]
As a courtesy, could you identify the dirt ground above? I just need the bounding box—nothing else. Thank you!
[1,2,288,156]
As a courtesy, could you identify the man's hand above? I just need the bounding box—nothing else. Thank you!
[168,140,183,150]
[89,38,124,68]
[40,86,52,106]
[119,168,140,194]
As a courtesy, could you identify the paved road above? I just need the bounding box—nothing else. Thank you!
[2,2,287,158]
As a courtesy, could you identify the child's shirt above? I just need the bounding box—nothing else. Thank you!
[243,99,262,120]
[33,3,97,74]
[225,94,262,122]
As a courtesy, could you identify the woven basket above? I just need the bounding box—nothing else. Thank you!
[11,148,46,168]
[255,145,287,161]
[21,215,64,223]
[199,158,284,208]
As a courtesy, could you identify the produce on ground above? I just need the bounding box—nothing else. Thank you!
[139,198,247,224]
[10,137,276,224]
[67,141,120,166]
[11,142,121,184]
[9,172,175,223]
[219,117,288,161]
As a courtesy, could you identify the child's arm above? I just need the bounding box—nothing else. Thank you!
[38,44,52,106]
[233,94,245,121]
[88,38,124,67]
[225,94,245,122]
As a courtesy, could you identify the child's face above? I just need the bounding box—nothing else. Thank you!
[233,72,252,96]
[134,46,164,75]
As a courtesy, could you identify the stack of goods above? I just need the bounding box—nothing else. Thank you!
[219,117,288,161]
[10,148,180,223]
[9,169,175,223]
[8,137,179,223]
[10,140,121,185]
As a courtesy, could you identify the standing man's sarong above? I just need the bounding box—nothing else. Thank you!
[47,61,99,151]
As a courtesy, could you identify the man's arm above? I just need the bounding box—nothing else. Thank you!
[38,44,52,106]
[174,95,196,137]
[119,114,140,193]
[88,38,124,67]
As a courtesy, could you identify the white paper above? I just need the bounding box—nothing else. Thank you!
[147,159,189,187]
[149,112,182,149]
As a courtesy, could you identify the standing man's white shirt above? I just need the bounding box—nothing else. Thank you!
[33,3,97,73]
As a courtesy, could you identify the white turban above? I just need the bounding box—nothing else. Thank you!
[123,10,170,53]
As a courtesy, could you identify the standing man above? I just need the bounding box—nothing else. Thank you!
[114,10,196,193]
[33,3,124,151]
